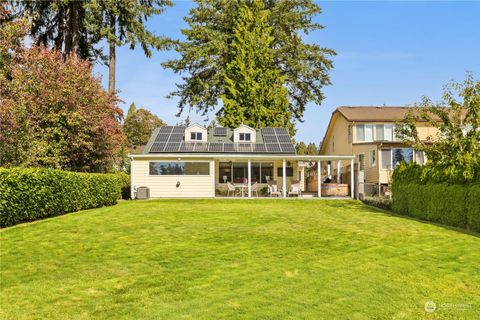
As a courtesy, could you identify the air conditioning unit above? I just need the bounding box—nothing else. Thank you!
[136,186,150,199]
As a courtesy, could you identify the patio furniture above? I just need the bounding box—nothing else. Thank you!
[251,182,259,197]
[267,184,282,197]
[234,183,247,197]
[226,182,239,197]
[288,184,302,197]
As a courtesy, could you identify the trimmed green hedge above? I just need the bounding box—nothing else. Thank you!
[0,167,130,227]
[392,164,480,233]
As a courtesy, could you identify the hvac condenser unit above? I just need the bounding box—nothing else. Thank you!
[136,186,150,199]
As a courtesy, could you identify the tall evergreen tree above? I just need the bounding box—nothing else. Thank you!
[218,1,292,133]
[86,0,173,93]
[15,1,172,93]
[164,0,335,125]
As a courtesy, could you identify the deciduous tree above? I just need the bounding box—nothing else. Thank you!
[0,33,125,171]
[123,104,165,147]
[397,73,480,180]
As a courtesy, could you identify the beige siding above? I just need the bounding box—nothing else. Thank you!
[132,159,214,198]
[321,114,352,155]
[352,145,379,184]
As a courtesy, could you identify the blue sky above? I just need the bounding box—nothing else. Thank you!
[93,1,480,143]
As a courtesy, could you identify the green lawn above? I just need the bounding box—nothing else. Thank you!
[1,200,479,319]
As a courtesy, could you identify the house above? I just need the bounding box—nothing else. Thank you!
[129,124,354,198]
[319,106,437,194]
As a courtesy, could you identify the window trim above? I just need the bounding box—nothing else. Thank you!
[190,132,203,141]
[148,161,211,176]
[239,132,251,141]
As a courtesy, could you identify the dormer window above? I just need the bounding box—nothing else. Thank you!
[191,132,203,140]
[239,133,251,141]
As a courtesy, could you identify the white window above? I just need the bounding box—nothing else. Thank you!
[356,125,365,142]
[190,132,202,140]
[369,150,376,167]
[239,133,251,141]
[384,124,393,141]
[365,124,373,141]
[356,124,373,142]
[381,149,392,170]
[375,124,384,141]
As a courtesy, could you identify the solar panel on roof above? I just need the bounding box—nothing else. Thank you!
[169,133,184,142]
[277,135,292,143]
[179,142,195,152]
[172,126,185,133]
[280,144,296,153]
[150,142,166,152]
[224,143,236,152]
[214,127,227,136]
[263,135,278,143]
[164,142,181,152]
[274,128,289,135]
[253,144,267,152]
[158,126,173,134]
[262,128,275,134]
[208,143,223,152]
[266,143,282,153]
[237,143,253,153]
[194,142,208,152]
[155,133,170,142]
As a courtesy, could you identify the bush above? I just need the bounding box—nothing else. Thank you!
[392,163,480,233]
[0,167,130,227]
[362,196,392,211]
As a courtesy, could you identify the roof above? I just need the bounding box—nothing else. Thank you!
[144,126,296,154]
[336,106,418,122]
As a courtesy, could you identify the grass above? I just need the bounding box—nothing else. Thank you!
[1,199,479,319]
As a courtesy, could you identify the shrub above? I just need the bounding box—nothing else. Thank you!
[0,167,130,227]
[362,196,392,211]
[392,163,479,233]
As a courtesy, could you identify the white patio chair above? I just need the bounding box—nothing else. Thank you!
[268,184,282,197]
[251,182,259,197]
[288,184,302,197]
[226,182,238,197]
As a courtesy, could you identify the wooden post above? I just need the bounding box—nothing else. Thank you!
[282,160,286,197]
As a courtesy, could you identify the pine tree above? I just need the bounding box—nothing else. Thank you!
[164,0,335,126]
[218,1,293,134]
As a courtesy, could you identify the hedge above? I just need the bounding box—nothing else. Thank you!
[392,164,480,233]
[0,167,130,227]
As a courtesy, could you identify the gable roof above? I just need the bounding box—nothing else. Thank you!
[144,126,296,154]
[336,106,416,122]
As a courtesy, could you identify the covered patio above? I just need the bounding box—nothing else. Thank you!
[212,154,355,198]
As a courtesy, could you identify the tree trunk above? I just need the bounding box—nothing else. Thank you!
[108,14,116,94]
[64,1,78,58]
[71,2,78,53]
[54,8,65,52]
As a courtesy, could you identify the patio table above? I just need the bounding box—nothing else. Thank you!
[234,183,247,197]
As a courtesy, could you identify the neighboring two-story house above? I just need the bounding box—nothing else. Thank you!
[319,106,437,193]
